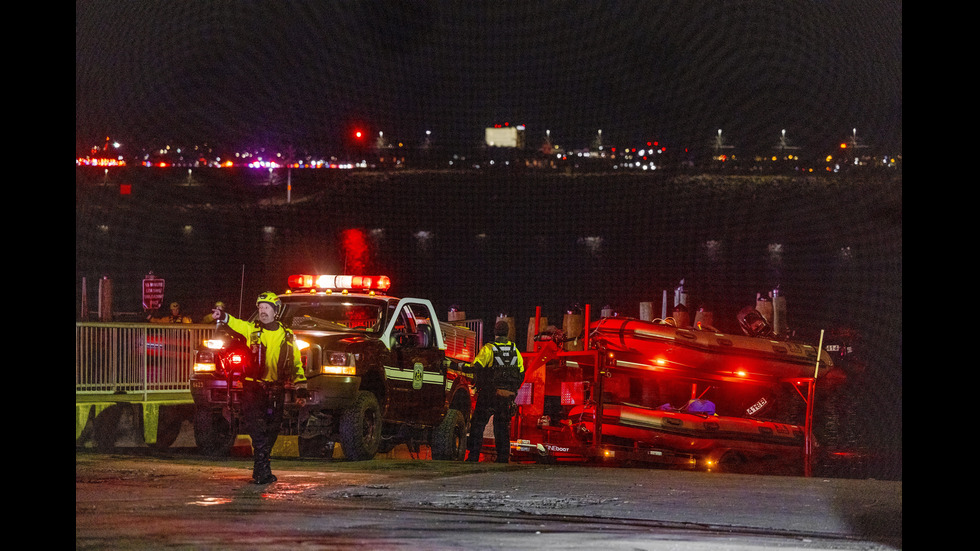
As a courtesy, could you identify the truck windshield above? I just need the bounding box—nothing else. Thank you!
[280,300,385,332]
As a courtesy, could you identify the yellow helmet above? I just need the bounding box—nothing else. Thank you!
[256,292,282,317]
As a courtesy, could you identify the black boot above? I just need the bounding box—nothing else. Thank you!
[495,445,510,463]
[252,451,277,484]
[255,472,278,484]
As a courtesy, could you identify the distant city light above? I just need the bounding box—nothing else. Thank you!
[247,160,282,169]
[578,236,604,256]
[76,157,126,167]
[78,126,898,174]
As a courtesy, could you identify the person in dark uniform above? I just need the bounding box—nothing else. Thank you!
[212,292,306,484]
[465,320,525,463]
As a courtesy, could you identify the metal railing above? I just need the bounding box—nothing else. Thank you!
[451,319,484,348]
[443,319,484,361]
[76,319,485,400]
[76,322,214,399]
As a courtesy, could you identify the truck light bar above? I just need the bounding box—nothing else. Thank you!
[287,274,391,292]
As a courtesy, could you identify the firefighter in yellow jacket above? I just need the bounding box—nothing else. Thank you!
[465,320,525,463]
[212,292,307,484]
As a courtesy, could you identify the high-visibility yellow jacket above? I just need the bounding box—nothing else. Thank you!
[222,314,306,384]
[471,338,524,393]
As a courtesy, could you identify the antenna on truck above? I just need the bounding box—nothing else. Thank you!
[239,264,245,318]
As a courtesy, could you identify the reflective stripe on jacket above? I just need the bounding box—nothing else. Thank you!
[472,338,524,393]
[223,314,306,384]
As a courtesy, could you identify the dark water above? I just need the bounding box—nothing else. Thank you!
[76,166,901,478]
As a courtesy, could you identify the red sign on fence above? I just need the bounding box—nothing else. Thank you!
[142,273,165,310]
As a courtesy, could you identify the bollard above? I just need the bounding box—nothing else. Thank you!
[81,276,90,321]
[563,312,584,351]
[98,276,113,322]
[772,290,787,337]
[756,293,774,325]
[639,301,654,321]
[695,307,714,330]
[527,315,548,351]
[672,304,690,328]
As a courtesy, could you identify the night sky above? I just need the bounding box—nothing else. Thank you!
[78,2,903,470]
[76,1,902,156]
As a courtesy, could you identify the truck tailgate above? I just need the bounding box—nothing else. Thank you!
[441,322,477,362]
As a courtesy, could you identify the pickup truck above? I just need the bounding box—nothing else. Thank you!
[190,274,479,460]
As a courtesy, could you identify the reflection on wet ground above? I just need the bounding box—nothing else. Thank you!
[77,450,901,550]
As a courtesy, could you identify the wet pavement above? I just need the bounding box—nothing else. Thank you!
[76,449,901,550]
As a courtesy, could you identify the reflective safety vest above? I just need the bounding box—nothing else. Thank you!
[223,314,306,384]
[490,342,520,369]
[473,339,524,393]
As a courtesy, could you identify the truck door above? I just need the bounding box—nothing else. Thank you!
[387,301,446,425]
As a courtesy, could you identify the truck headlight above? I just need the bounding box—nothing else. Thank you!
[321,351,356,376]
[193,361,217,373]
[194,349,217,373]
[204,339,226,350]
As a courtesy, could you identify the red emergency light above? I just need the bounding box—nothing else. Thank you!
[226,352,246,367]
[287,274,391,293]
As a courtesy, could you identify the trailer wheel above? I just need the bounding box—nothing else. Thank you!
[718,451,749,474]
[339,391,381,461]
[431,409,467,460]
[193,407,235,457]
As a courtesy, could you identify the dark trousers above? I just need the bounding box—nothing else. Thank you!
[243,381,285,480]
[466,391,515,462]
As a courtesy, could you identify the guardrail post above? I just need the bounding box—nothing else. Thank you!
[141,325,149,401]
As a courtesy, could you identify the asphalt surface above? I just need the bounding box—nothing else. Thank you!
[76,449,901,550]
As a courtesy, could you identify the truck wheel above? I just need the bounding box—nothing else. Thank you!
[193,407,235,457]
[431,409,467,460]
[339,391,381,461]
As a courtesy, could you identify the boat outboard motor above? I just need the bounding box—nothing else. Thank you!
[737,307,774,338]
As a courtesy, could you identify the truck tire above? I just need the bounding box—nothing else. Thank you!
[193,407,235,457]
[431,408,467,460]
[339,391,381,461]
